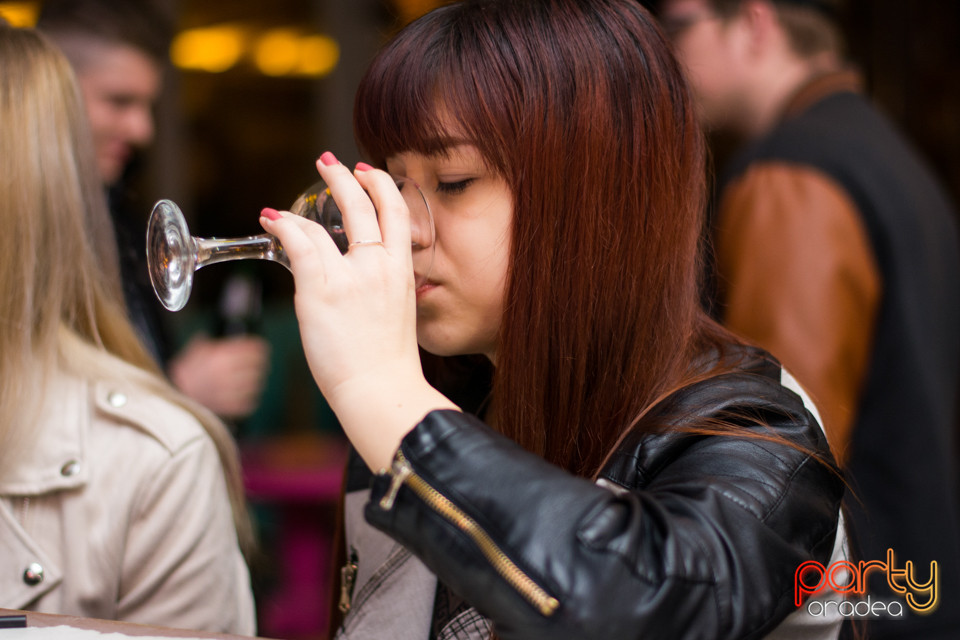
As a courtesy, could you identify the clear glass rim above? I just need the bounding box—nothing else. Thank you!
[146,199,196,312]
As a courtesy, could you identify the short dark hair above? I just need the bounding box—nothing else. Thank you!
[36,0,173,64]
[772,1,845,57]
[710,0,842,19]
[688,0,845,58]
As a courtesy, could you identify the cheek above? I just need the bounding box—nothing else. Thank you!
[86,102,119,139]
[460,233,509,334]
[681,57,734,122]
[452,218,510,299]
[675,31,732,90]
[416,235,507,356]
[677,50,716,96]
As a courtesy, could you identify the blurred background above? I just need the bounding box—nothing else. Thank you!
[0,0,954,257]
[1,0,958,638]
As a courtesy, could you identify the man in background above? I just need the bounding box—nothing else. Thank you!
[37,0,270,420]
[654,0,960,636]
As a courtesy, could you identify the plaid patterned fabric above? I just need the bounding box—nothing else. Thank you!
[432,582,493,640]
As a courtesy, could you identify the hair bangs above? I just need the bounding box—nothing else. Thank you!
[355,11,454,164]
[353,4,515,174]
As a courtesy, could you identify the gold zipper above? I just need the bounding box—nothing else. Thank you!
[338,548,358,614]
[379,450,560,617]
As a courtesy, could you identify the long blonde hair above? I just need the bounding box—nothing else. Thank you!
[0,23,253,554]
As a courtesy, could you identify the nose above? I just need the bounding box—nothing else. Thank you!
[400,181,434,252]
[409,205,434,253]
[403,182,435,288]
[123,104,155,146]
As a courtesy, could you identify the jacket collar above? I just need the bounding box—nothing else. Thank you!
[0,371,89,495]
[782,68,864,122]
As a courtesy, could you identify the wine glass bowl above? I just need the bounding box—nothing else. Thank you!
[146,177,434,312]
[290,181,349,254]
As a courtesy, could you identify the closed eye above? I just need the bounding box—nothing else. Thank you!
[436,178,474,195]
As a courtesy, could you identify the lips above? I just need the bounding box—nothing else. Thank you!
[110,145,131,165]
[415,279,438,298]
[100,143,131,172]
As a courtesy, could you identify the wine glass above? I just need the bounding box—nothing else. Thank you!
[146,177,434,311]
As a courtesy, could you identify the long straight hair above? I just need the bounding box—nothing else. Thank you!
[0,24,253,553]
[355,0,738,476]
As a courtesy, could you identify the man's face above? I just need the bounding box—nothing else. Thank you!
[659,0,752,133]
[75,43,162,185]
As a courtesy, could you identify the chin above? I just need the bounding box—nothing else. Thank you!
[416,337,458,358]
[417,324,494,361]
[99,162,124,185]
[417,327,465,358]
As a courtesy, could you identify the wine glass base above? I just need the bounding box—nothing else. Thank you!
[146,199,197,312]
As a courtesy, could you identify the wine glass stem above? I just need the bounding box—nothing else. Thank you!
[195,234,289,270]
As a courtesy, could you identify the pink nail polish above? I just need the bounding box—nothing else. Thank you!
[319,151,338,166]
[261,207,282,221]
[355,161,374,172]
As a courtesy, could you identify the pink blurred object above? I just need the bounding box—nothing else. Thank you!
[242,435,349,640]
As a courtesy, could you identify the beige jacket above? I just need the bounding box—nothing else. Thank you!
[0,370,256,635]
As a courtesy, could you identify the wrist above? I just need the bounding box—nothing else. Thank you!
[326,366,460,471]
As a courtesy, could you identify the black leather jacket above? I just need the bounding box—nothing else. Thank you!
[359,352,844,639]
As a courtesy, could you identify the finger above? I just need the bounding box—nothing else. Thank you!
[315,152,382,246]
[259,207,339,278]
[353,165,412,256]
[289,210,344,257]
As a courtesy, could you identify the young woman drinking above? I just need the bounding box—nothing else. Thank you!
[259,1,847,638]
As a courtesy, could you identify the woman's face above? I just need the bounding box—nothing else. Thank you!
[387,144,513,364]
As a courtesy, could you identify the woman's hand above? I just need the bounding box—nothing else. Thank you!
[259,152,458,470]
[262,154,416,398]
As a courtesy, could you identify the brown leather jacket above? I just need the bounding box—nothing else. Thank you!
[715,72,880,463]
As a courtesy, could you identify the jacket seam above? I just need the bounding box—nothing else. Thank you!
[760,455,811,523]
[125,435,206,553]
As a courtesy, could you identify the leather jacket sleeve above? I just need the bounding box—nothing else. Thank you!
[363,374,843,640]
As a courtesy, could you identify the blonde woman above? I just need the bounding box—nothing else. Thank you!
[0,23,255,634]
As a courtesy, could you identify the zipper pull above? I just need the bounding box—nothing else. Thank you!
[379,450,413,510]
[338,549,358,614]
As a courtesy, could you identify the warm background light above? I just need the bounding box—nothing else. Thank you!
[294,34,339,77]
[171,24,246,73]
[0,3,338,79]
[0,1,38,26]
[171,23,338,78]
[254,29,300,76]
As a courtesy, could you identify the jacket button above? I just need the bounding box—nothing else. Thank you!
[107,391,128,408]
[61,460,80,477]
[23,563,44,586]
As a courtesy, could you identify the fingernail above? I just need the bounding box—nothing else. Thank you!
[319,151,338,166]
[355,161,374,172]
[261,207,282,221]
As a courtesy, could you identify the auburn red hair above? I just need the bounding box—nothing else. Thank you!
[355,0,736,476]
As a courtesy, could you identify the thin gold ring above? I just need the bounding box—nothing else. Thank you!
[348,240,384,248]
